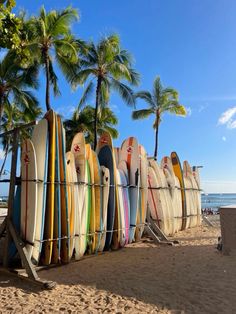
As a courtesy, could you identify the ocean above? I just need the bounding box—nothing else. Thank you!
[1,194,236,212]
[201,193,236,211]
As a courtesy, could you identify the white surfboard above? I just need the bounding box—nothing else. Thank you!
[161,156,181,233]
[98,166,110,252]
[135,145,148,241]
[147,166,166,233]
[21,139,38,259]
[120,137,140,243]
[183,161,198,227]
[71,133,87,259]
[192,166,202,226]
[150,159,173,236]
[66,152,78,260]
[31,119,48,264]
[116,169,126,247]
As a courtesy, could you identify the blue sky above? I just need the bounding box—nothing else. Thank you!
[1,0,236,193]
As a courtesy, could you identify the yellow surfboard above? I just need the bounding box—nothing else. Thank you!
[42,110,56,265]
[91,151,102,252]
[86,144,95,254]
[171,152,187,230]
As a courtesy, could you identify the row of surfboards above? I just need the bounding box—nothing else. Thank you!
[10,110,201,266]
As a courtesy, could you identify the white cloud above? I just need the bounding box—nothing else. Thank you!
[0,149,5,160]
[56,105,76,118]
[186,107,192,116]
[222,136,226,141]
[228,120,236,129]
[198,103,209,113]
[218,107,236,127]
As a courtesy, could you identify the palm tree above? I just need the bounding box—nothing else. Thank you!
[0,52,39,125]
[64,105,118,151]
[0,102,42,176]
[72,34,140,149]
[132,76,186,159]
[27,6,81,111]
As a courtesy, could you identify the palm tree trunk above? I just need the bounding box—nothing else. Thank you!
[0,143,9,177]
[45,50,51,112]
[154,114,160,160]
[94,76,102,150]
[0,95,4,127]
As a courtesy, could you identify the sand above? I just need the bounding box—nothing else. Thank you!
[0,218,235,313]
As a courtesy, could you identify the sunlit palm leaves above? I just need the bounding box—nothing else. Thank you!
[72,34,140,148]
[132,76,186,159]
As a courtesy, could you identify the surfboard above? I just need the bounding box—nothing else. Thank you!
[96,132,113,153]
[97,131,120,250]
[182,174,192,229]
[66,152,77,260]
[120,137,140,243]
[86,144,96,254]
[9,185,21,259]
[41,110,56,265]
[91,150,102,252]
[161,156,181,233]
[118,160,130,244]
[171,152,187,231]
[86,160,92,252]
[98,166,110,252]
[52,117,61,264]
[71,132,87,259]
[147,166,165,231]
[135,145,148,241]
[192,166,202,226]
[98,145,115,250]
[113,147,120,167]
[150,159,172,235]
[58,117,69,263]
[183,161,198,227]
[31,119,48,264]
[116,169,126,247]
[21,138,37,260]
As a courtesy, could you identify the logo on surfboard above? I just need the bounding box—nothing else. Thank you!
[127,146,133,154]
[23,154,30,164]
[101,137,108,144]
[74,144,80,153]
[76,166,80,175]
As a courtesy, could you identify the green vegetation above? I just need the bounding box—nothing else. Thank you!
[0,101,41,176]
[132,76,186,159]
[64,105,118,151]
[0,1,186,169]
[72,34,139,149]
[25,6,80,111]
[0,52,39,123]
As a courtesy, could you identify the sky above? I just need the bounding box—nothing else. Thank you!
[1,0,236,194]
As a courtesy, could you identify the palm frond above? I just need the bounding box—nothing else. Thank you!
[72,68,96,87]
[110,78,135,106]
[132,108,153,120]
[77,81,94,110]
[49,7,79,37]
[134,91,155,107]
[48,58,60,96]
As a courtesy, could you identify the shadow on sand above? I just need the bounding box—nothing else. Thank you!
[1,241,236,313]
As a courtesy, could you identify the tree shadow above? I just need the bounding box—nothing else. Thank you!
[30,243,236,313]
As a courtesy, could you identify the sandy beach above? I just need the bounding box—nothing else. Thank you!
[1,218,235,313]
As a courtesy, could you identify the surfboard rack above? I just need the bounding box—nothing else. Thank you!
[202,215,214,227]
[145,206,179,246]
[0,123,56,290]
